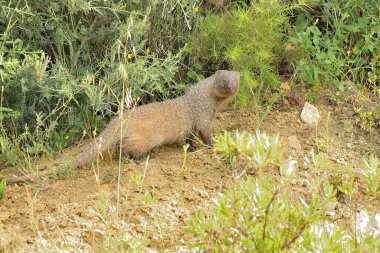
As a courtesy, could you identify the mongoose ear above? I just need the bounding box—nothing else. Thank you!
[214,70,224,82]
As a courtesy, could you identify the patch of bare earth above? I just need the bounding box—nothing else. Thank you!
[1,98,379,252]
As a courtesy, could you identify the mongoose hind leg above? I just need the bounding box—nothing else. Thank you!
[122,137,152,159]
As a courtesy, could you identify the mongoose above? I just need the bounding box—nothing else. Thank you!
[73,70,240,168]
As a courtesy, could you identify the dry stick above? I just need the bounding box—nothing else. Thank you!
[176,144,189,180]
[116,113,124,217]
[3,170,46,186]
[139,155,150,194]
[353,182,359,249]
[262,188,279,241]
[116,64,127,217]
[326,111,331,152]
[282,224,307,250]
[282,199,317,250]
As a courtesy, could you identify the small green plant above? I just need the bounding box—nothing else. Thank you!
[337,176,355,198]
[298,222,353,252]
[213,130,282,173]
[307,92,318,103]
[359,155,380,196]
[140,192,157,204]
[305,150,330,171]
[49,161,77,181]
[0,179,6,200]
[316,138,328,153]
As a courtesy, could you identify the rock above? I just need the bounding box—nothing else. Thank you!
[288,135,302,151]
[325,201,338,216]
[301,102,321,125]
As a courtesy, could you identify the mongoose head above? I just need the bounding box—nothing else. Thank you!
[213,70,240,98]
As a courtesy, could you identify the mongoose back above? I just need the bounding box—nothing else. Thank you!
[73,70,240,167]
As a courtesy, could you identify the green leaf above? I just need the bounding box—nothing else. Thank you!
[0,179,6,200]
[0,107,13,112]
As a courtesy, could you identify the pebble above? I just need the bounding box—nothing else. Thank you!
[325,201,338,216]
[288,135,302,151]
[301,102,321,125]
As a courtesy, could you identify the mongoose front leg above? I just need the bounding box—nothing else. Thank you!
[199,126,213,147]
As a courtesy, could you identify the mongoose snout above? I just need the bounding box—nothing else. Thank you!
[221,80,238,91]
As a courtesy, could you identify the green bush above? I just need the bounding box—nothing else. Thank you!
[0,1,187,125]
[288,0,380,89]
[191,0,293,105]
[186,174,343,251]
[0,0,198,166]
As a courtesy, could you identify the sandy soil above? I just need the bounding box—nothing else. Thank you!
[0,97,379,252]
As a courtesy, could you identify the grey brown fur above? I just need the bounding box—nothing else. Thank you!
[73,70,240,168]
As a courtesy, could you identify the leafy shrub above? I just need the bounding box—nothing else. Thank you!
[187,130,380,252]
[0,0,197,166]
[191,0,293,105]
[288,0,380,89]
[186,174,341,251]
[0,1,185,125]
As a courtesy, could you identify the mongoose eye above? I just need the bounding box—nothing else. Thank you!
[221,80,227,88]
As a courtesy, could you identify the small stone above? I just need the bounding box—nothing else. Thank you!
[326,201,338,216]
[288,135,302,151]
[301,102,321,125]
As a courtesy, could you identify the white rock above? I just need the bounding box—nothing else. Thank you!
[325,201,337,216]
[356,210,370,233]
[301,102,321,124]
[288,135,302,151]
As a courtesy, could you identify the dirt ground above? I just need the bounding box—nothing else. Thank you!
[0,96,379,252]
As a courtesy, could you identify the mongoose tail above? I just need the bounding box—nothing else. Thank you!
[72,115,129,168]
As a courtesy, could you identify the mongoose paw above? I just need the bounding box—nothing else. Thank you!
[189,145,197,152]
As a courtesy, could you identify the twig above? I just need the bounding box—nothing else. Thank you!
[262,188,279,240]
[282,224,307,250]
[139,155,150,194]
